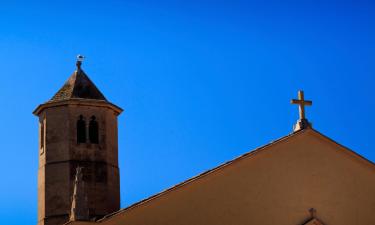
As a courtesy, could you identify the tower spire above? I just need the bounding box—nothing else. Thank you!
[70,167,90,222]
[46,54,109,103]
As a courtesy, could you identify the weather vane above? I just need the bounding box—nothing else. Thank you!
[76,54,85,71]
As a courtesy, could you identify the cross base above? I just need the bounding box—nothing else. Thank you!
[293,119,312,132]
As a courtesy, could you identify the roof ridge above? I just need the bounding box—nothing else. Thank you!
[309,129,375,169]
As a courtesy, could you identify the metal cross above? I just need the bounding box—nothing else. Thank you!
[309,208,317,218]
[291,90,312,120]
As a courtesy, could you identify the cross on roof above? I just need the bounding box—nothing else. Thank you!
[291,90,312,120]
[291,90,312,131]
[309,208,317,218]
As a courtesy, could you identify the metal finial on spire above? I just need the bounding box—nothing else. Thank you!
[291,90,312,131]
[76,55,85,71]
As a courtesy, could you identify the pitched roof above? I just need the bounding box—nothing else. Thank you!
[50,69,107,102]
[98,129,302,222]
[98,128,375,222]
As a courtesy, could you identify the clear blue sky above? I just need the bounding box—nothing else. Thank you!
[0,1,374,224]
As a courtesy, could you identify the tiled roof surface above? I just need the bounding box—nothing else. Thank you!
[51,70,107,102]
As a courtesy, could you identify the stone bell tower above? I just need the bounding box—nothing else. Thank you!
[33,56,123,225]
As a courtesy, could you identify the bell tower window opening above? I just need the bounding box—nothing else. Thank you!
[77,115,86,144]
[89,116,99,144]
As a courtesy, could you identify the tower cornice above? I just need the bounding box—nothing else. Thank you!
[33,99,123,116]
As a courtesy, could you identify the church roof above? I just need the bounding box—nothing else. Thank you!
[98,128,375,223]
[50,69,107,102]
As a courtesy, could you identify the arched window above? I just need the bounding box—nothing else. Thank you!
[89,116,99,144]
[77,115,86,144]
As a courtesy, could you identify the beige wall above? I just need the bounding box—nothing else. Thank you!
[79,129,375,225]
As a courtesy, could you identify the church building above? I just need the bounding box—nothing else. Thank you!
[34,58,375,225]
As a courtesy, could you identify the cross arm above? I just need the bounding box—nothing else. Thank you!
[290,99,312,105]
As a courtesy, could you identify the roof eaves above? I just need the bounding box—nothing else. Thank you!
[309,129,375,169]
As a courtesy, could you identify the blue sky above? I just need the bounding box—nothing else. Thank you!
[0,1,374,224]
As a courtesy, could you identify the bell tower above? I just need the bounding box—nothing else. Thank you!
[33,56,123,225]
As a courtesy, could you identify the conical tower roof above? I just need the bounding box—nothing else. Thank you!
[51,69,107,102]
[33,57,123,116]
